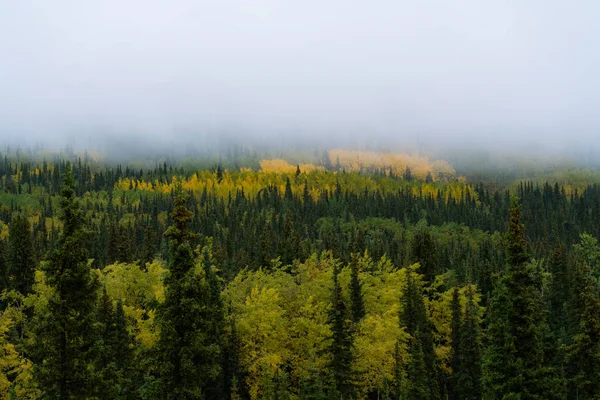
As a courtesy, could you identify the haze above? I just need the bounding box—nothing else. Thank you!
[1,0,599,154]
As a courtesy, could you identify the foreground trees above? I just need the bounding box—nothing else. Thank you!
[482,199,562,399]
[2,153,600,398]
[154,188,224,399]
[31,164,100,399]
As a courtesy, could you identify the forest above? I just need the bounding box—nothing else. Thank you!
[0,147,599,400]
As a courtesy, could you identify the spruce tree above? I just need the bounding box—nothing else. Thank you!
[448,286,461,400]
[406,334,431,400]
[565,264,600,399]
[155,188,221,399]
[326,263,355,398]
[200,244,226,399]
[482,198,558,399]
[349,254,365,324]
[400,273,438,399]
[456,287,482,400]
[7,213,36,294]
[411,229,439,284]
[32,162,100,399]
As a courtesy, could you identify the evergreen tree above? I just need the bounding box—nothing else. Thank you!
[140,223,157,266]
[349,254,365,324]
[155,188,221,399]
[405,334,431,400]
[95,289,134,399]
[0,240,7,294]
[565,264,600,399]
[400,273,438,399]
[455,287,482,400]
[32,163,100,399]
[411,229,439,284]
[200,244,226,399]
[448,286,461,400]
[547,243,570,334]
[7,213,36,294]
[326,263,355,399]
[482,198,558,399]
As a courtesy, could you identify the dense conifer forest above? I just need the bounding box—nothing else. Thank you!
[1,147,600,399]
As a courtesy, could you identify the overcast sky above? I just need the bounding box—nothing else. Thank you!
[1,0,599,150]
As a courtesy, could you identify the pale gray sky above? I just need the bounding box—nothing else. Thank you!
[1,0,599,150]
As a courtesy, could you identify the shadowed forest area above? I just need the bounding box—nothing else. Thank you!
[0,146,599,399]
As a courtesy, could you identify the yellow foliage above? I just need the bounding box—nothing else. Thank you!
[259,159,323,174]
[100,260,167,349]
[0,221,7,241]
[0,311,38,399]
[329,149,456,180]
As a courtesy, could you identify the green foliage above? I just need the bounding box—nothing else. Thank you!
[326,263,355,399]
[31,163,101,399]
[2,150,600,398]
[154,189,223,399]
[482,201,559,399]
[7,214,36,295]
[565,264,600,399]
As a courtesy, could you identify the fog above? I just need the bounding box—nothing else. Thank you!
[1,0,599,155]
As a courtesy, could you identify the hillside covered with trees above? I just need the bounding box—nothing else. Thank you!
[0,147,599,399]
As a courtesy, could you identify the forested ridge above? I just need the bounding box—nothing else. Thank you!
[1,149,600,399]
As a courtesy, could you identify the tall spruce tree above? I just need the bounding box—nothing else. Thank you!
[155,188,221,399]
[7,213,36,294]
[349,254,365,324]
[95,288,134,399]
[411,229,439,284]
[400,273,438,399]
[455,287,482,400]
[32,163,100,399]
[326,262,355,399]
[199,244,226,399]
[565,264,600,399]
[448,286,462,400]
[482,198,558,399]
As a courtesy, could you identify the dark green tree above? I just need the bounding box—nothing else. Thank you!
[482,198,559,399]
[326,263,355,399]
[155,188,221,399]
[455,287,482,400]
[411,229,439,284]
[349,254,365,324]
[400,273,438,399]
[32,163,100,399]
[565,264,600,399]
[95,289,134,399]
[405,335,431,400]
[448,286,461,400]
[7,213,36,294]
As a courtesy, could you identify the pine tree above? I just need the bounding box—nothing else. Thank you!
[200,244,226,399]
[7,213,36,294]
[140,223,157,266]
[400,273,438,399]
[456,287,482,400]
[349,254,365,324]
[155,188,221,399]
[448,286,461,400]
[406,334,431,400]
[482,198,558,399]
[0,240,7,294]
[32,162,100,399]
[548,243,570,334]
[326,263,355,399]
[565,264,600,399]
[411,229,439,284]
